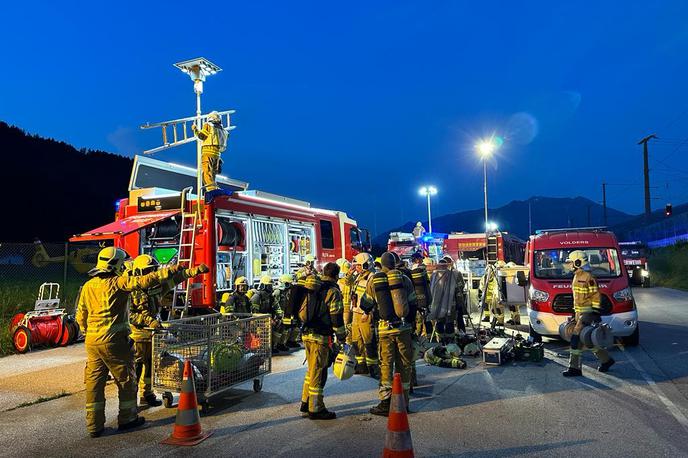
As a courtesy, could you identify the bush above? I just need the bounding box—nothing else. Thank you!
[649,242,688,290]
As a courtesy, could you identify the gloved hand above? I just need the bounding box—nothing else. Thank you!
[187,264,210,277]
[192,123,198,132]
[150,320,162,330]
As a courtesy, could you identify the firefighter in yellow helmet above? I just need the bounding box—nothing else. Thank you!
[480,263,503,326]
[192,110,228,203]
[274,273,300,349]
[297,254,318,280]
[299,262,347,420]
[365,252,416,416]
[251,275,283,353]
[350,252,379,378]
[562,250,615,377]
[129,254,200,407]
[220,276,252,314]
[75,247,208,437]
[336,258,355,344]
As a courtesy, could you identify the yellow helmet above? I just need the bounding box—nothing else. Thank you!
[89,247,128,276]
[304,254,316,264]
[336,258,351,274]
[423,257,434,266]
[259,275,272,285]
[132,254,159,275]
[279,273,294,285]
[566,250,589,268]
[235,276,249,292]
[333,348,356,380]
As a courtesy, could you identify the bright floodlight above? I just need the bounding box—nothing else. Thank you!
[174,57,222,82]
[486,221,498,232]
[419,186,438,196]
[476,139,496,158]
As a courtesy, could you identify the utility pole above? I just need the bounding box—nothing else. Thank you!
[602,182,608,226]
[638,134,658,219]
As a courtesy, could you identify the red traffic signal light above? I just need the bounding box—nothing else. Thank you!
[665,203,673,217]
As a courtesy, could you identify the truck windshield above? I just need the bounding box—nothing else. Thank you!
[534,248,622,279]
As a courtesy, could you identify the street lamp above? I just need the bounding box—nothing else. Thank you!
[174,57,222,201]
[475,138,497,235]
[419,185,438,233]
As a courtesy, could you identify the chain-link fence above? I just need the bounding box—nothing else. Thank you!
[0,241,103,354]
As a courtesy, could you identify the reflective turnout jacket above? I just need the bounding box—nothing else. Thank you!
[76,265,182,345]
[572,268,601,314]
[302,277,346,340]
[195,121,227,154]
[129,270,189,342]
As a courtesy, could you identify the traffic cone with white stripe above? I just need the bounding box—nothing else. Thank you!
[162,360,212,446]
[383,372,414,458]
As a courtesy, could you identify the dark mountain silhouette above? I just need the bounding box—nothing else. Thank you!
[373,196,634,247]
[1,122,132,242]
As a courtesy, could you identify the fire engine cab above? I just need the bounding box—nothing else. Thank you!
[70,156,371,314]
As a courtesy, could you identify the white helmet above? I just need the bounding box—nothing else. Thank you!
[566,250,589,268]
[333,348,356,380]
[207,111,221,123]
[353,252,374,271]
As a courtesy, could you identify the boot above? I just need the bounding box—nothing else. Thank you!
[272,347,281,354]
[276,344,289,352]
[89,429,104,439]
[562,368,583,377]
[369,399,390,417]
[598,358,616,373]
[287,341,301,349]
[368,365,380,380]
[300,401,309,416]
[354,364,368,375]
[140,394,162,407]
[309,409,336,420]
[118,416,145,431]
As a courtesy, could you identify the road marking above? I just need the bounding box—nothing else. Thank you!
[621,348,688,432]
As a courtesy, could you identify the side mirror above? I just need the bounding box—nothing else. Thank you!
[516,270,528,287]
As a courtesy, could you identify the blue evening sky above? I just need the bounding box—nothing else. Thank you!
[2,1,688,235]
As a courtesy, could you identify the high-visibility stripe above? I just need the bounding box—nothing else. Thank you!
[175,408,201,426]
[119,399,137,410]
[384,430,413,452]
[309,389,324,395]
[366,358,378,365]
[86,401,105,412]
[356,356,365,363]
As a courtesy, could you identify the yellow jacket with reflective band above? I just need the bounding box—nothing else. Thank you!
[302,277,346,339]
[352,270,372,314]
[129,270,188,342]
[571,269,601,313]
[195,122,227,153]
[338,271,356,325]
[76,266,181,345]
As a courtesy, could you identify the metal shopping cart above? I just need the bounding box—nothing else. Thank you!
[152,313,271,412]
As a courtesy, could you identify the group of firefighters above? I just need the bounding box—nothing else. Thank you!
[75,241,613,435]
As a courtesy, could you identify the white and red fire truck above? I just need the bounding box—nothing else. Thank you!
[70,156,370,312]
[443,231,525,264]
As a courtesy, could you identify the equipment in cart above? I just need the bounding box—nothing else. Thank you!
[9,283,80,353]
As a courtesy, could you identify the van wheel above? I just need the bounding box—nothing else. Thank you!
[622,326,640,347]
[529,325,542,343]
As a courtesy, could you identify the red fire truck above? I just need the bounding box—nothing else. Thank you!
[70,156,370,313]
[443,231,525,264]
[619,241,651,287]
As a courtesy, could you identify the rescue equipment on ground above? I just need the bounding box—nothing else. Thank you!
[9,283,80,353]
[424,344,467,369]
[513,335,545,362]
[482,337,514,366]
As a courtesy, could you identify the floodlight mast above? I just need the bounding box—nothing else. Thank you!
[173,58,222,210]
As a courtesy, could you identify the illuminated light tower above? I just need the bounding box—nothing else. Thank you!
[419,186,438,233]
[174,58,222,203]
[476,138,499,235]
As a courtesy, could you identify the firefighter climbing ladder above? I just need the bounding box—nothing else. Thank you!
[171,187,198,318]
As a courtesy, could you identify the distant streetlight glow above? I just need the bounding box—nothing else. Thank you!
[475,136,502,259]
[419,185,438,233]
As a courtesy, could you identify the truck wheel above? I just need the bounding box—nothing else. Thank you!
[529,325,543,343]
[622,326,640,347]
[13,326,31,353]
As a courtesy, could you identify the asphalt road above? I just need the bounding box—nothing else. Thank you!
[1,287,688,457]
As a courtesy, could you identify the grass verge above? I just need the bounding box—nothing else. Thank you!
[649,242,688,291]
[4,390,72,412]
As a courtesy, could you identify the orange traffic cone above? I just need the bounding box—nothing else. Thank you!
[162,360,213,446]
[382,373,414,458]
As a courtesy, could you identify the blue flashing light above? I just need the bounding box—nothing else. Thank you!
[115,200,121,212]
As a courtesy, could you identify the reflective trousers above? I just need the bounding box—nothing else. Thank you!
[201,151,220,191]
[301,337,329,413]
[84,338,137,433]
[133,340,153,398]
[352,312,378,368]
[569,312,611,370]
[379,329,413,404]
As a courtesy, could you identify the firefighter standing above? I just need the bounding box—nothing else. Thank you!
[274,273,300,349]
[220,276,252,314]
[350,253,379,378]
[299,263,347,420]
[192,110,228,202]
[250,275,284,353]
[480,263,503,325]
[75,247,207,437]
[336,258,355,345]
[129,254,198,407]
[297,254,317,280]
[364,252,415,416]
[562,251,615,377]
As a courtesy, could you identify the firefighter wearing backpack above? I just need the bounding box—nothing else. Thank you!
[75,246,208,438]
[274,274,300,349]
[350,252,379,378]
[250,275,284,353]
[191,110,228,203]
[129,254,198,407]
[562,250,615,377]
[336,258,355,344]
[298,263,347,420]
[362,252,416,416]
[220,276,252,314]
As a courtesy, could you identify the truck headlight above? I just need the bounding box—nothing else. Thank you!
[641,269,650,278]
[529,286,549,302]
[613,287,633,302]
